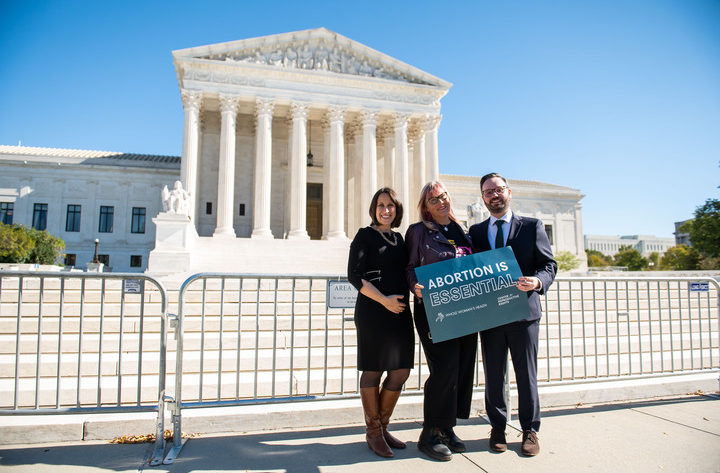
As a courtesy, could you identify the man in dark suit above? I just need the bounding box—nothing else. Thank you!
[469,173,557,456]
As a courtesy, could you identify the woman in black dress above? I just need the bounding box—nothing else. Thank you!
[348,187,414,458]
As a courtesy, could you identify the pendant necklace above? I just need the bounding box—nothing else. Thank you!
[371,225,398,246]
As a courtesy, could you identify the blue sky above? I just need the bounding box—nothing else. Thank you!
[1,0,718,238]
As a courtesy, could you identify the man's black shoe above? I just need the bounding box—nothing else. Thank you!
[440,427,466,453]
[418,426,453,461]
[489,427,507,452]
[521,430,539,456]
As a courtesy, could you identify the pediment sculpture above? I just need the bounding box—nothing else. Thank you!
[204,41,430,85]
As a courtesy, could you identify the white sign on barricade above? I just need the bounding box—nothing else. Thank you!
[123,278,144,294]
[326,280,358,309]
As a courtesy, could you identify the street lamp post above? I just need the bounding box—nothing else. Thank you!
[93,239,99,264]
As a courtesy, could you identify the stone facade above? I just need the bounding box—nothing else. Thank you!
[0,29,587,276]
[445,175,585,263]
[0,146,178,272]
[173,28,449,241]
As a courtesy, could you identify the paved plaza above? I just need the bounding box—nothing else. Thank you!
[1,394,718,473]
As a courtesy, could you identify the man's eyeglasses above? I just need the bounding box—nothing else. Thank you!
[427,192,449,205]
[482,186,508,198]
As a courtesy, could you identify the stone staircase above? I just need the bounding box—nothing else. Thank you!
[1,274,718,412]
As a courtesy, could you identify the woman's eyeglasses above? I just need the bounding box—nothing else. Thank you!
[427,192,449,205]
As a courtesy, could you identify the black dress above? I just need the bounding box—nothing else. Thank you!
[348,226,415,371]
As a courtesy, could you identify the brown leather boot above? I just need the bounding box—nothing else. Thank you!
[379,389,406,449]
[360,387,393,458]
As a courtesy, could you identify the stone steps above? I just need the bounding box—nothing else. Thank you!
[2,274,718,414]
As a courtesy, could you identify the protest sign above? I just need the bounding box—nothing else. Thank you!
[414,247,530,343]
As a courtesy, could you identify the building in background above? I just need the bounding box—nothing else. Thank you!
[584,234,675,257]
[673,220,692,246]
[1,29,586,276]
[0,146,177,272]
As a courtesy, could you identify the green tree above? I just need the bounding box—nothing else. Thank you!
[699,255,720,270]
[659,245,701,270]
[613,245,649,271]
[0,223,35,263]
[682,198,720,258]
[0,224,65,265]
[27,228,65,264]
[585,249,611,267]
[555,250,581,271]
[647,251,660,270]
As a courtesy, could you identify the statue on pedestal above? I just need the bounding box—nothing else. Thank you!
[161,180,191,215]
[467,201,488,225]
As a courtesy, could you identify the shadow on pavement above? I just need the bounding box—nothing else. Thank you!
[0,395,716,472]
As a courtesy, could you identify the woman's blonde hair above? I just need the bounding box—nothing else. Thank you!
[417,181,458,223]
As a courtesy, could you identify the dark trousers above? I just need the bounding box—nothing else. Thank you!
[414,299,478,428]
[480,319,540,432]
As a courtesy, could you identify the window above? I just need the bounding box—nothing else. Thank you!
[64,254,76,267]
[65,204,81,232]
[32,203,48,230]
[206,202,212,214]
[99,206,114,233]
[97,254,110,266]
[239,203,245,216]
[0,202,13,224]
[131,207,146,234]
[130,255,142,267]
[544,224,554,245]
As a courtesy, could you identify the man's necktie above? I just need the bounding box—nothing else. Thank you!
[495,220,505,249]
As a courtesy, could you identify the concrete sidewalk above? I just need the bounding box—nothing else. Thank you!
[1,394,718,473]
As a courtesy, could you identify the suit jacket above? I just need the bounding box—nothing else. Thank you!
[469,214,557,322]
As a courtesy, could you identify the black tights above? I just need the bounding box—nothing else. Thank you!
[360,369,410,391]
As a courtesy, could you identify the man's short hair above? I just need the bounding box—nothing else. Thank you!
[480,172,509,190]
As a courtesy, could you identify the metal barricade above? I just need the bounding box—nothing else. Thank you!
[539,277,720,385]
[166,273,719,462]
[4,270,716,465]
[165,272,365,463]
[0,271,169,465]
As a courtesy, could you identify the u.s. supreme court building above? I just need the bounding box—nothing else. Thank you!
[0,28,585,276]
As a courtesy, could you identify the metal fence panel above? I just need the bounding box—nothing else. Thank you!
[0,271,169,464]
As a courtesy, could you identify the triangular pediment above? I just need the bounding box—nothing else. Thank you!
[173,28,451,88]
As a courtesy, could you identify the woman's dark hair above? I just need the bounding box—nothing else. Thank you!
[369,187,404,228]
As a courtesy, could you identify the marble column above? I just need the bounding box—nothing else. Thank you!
[413,125,427,188]
[326,106,346,240]
[360,110,378,222]
[180,89,202,222]
[321,118,330,239]
[393,113,410,233]
[287,102,310,239]
[424,114,441,183]
[410,124,426,223]
[381,124,395,189]
[213,94,240,237]
[574,203,584,257]
[251,98,275,239]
